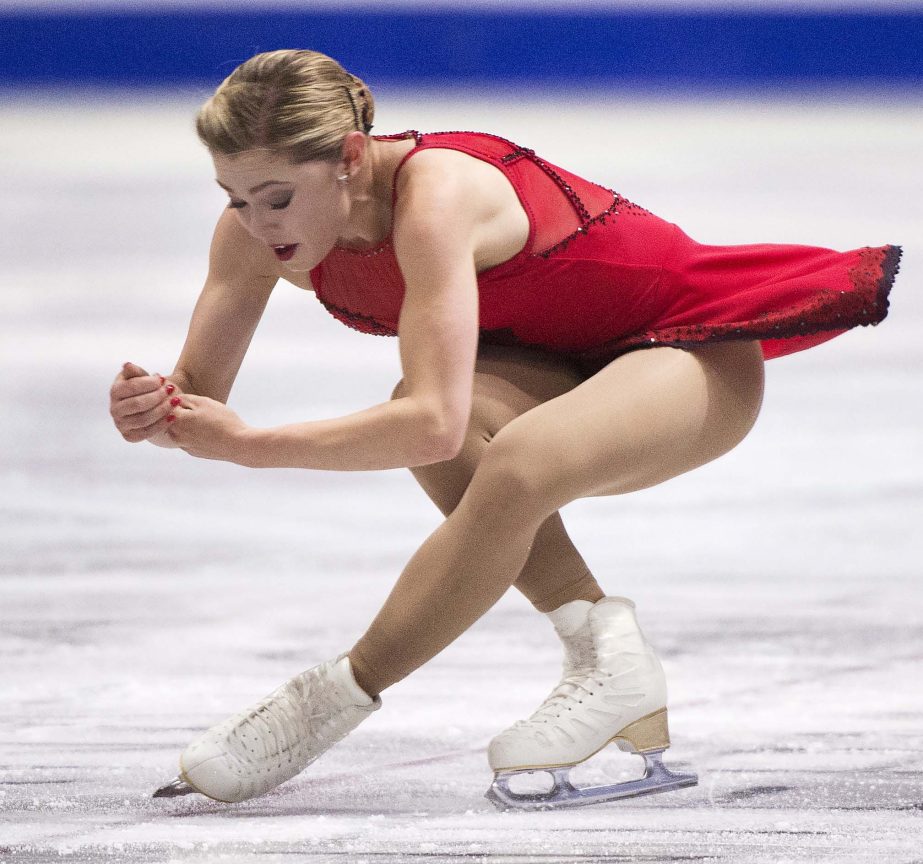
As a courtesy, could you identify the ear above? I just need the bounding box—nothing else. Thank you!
[339,131,368,176]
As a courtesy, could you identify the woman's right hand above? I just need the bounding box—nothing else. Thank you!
[110,362,181,446]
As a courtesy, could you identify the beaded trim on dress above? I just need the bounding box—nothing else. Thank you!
[309,130,901,367]
[570,244,903,372]
[328,130,623,263]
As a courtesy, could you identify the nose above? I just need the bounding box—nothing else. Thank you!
[239,209,280,243]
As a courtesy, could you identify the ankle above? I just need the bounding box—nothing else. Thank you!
[345,650,381,701]
[547,598,594,636]
[578,586,605,604]
[532,573,605,614]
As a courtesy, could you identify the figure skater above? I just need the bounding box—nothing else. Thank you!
[107,49,901,809]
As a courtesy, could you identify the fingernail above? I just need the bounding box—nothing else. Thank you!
[166,414,176,423]
[158,375,166,385]
[165,384,175,395]
[170,397,181,407]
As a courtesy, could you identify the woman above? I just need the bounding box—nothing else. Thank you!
[108,49,901,809]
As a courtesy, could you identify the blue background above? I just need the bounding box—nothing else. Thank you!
[2,5,921,89]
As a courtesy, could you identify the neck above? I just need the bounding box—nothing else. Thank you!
[338,138,393,251]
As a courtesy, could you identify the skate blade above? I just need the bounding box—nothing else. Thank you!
[152,775,199,798]
[485,749,697,811]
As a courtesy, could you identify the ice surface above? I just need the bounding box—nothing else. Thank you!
[1,89,922,863]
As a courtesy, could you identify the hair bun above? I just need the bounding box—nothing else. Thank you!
[198,49,376,160]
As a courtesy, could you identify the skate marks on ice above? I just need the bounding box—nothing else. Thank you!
[3,727,922,863]
[3,488,923,854]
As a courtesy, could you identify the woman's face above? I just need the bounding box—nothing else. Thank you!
[213,149,348,272]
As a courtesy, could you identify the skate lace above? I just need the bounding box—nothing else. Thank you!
[228,679,326,770]
[516,671,613,727]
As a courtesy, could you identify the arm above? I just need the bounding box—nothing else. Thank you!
[109,208,278,448]
[174,156,480,470]
[171,207,279,402]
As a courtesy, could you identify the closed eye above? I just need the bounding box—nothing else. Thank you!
[227,198,293,211]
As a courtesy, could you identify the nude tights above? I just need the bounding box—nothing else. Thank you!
[348,346,607,695]
[348,340,765,698]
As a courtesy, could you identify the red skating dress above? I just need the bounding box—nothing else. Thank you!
[309,130,901,375]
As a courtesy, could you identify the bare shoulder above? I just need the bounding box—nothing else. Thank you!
[393,146,529,270]
[208,207,280,285]
[394,148,514,225]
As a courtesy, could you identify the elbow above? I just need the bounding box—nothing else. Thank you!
[436,429,466,462]
[417,411,466,464]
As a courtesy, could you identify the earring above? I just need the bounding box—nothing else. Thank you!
[337,173,349,182]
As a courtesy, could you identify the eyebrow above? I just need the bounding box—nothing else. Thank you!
[215,179,293,195]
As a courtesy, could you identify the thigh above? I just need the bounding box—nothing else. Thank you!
[472,344,586,422]
[396,342,585,426]
[403,344,586,515]
[470,340,765,510]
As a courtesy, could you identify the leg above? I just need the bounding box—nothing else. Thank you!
[404,344,604,613]
[349,341,765,697]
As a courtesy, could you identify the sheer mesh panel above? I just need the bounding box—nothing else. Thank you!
[410,133,619,259]
[502,151,618,257]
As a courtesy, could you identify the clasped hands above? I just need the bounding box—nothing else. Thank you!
[109,362,254,464]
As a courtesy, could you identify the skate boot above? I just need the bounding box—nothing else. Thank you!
[153,653,380,803]
[486,596,697,810]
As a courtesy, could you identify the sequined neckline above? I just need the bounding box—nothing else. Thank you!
[332,130,422,257]
[332,236,393,257]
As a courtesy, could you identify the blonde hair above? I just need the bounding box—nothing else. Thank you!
[196,49,375,163]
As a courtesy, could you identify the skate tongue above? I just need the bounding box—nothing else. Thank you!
[333,655,378,707]
[547,600,593,637]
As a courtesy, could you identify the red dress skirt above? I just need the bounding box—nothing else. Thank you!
[309,131,901,375]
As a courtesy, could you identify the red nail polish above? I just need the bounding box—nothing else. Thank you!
[170,397,181,407]
[165,384,175,395]
[166,414,176,423]
[158,375,166,385]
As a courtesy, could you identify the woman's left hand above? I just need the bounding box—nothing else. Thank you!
[167,395,255,464]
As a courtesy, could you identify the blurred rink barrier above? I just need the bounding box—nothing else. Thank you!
[0,0,921,91]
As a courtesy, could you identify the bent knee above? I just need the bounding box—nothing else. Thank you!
[693,340,765,443]
[462,435,564,521]
[725,341,765,439]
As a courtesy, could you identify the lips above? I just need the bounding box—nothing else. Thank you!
[272,244,299,262]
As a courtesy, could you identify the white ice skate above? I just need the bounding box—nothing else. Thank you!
[153,653,380,803]
[486,597,697,810]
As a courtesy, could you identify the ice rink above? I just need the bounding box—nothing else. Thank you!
[2,88,922,862]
